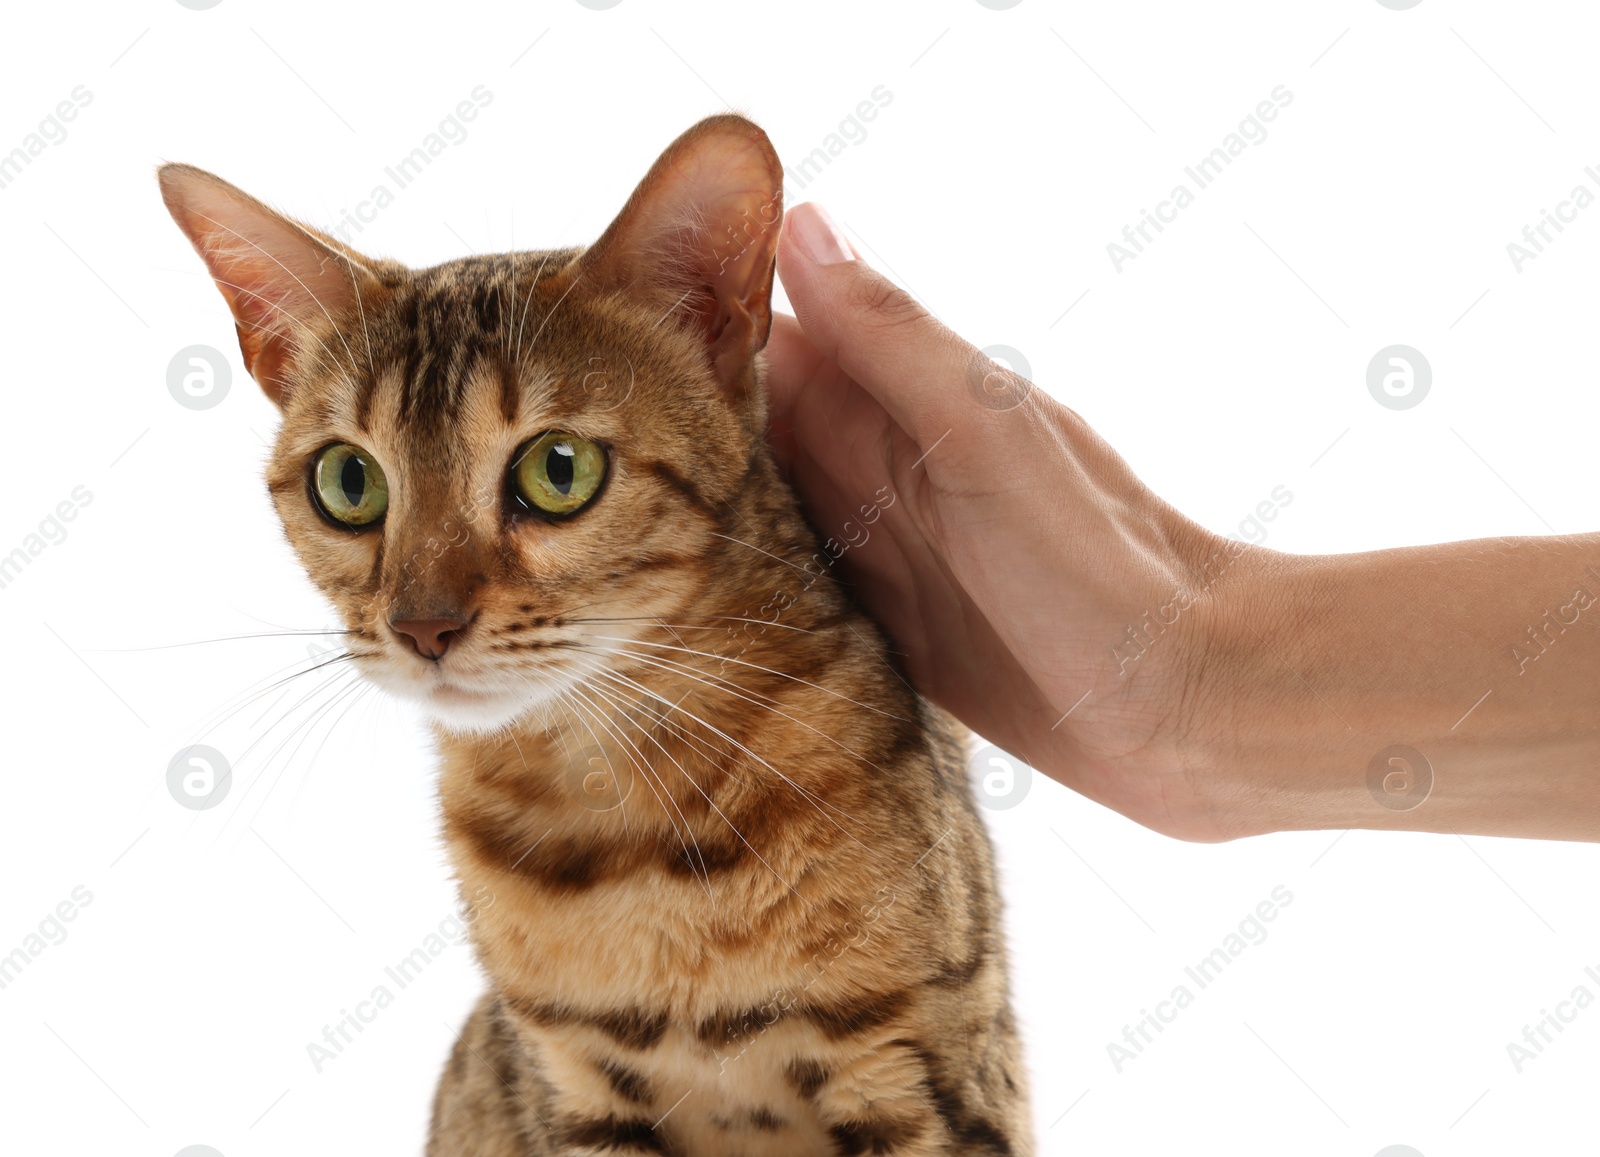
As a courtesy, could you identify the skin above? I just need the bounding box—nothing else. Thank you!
[765,201,1600,844]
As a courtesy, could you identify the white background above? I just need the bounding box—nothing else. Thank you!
[1,2,1597,1154]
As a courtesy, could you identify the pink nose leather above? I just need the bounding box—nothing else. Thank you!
[389,616,466,660]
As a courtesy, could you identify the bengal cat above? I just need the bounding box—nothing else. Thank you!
[159,114,1032,1156]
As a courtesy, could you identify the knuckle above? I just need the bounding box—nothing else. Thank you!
[848,270,929,334]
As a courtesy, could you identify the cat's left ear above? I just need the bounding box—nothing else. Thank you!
[570,114,784,394]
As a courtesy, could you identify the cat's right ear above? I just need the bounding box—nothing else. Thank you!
[158,163,383,407]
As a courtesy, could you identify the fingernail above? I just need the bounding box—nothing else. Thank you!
[787,202,854,266]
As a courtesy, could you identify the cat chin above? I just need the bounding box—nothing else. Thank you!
[409,681,564,737]
[357,660,574,737]
[423,701,542,737]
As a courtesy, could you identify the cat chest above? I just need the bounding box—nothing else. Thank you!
[470,859,914,1148]
[473,865,879,1018]
[517,1015,842,1155]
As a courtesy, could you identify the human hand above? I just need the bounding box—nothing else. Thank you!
[766,204,1600,846]
[764,202,1247,841]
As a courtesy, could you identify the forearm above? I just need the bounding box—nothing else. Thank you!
[1197,534,1600,840]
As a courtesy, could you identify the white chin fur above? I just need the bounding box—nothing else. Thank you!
[355,649,605,738]
[367,671,568,737]
[421,693,546,736]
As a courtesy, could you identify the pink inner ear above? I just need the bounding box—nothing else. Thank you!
[159,163,376,403]
[573,116,785,390]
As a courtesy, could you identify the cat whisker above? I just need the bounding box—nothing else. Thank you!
[543,592,675,622]
[596,641,788,713]
[708,531,846,586]
[491,661,610,775]
[551,672,654,845]
[284,679,378,827]
[560,614,820,637]
[174,648,370,760]
[342,252,378,380]
[85,628,359,653]
[589,664,878,864]
[585,679,724,887]
[586,644,900,785]
[201,652,365,771]
[506,252,515,362]
[587,649,889,847]
[588,633,911,722]
[576,677,723,896]
[586,664,879,855]
[512,249,556,363]
[523,268,583,360]
[186,664,361,850]
[566,678,665,851]
[244,669,373,831]
[136,648,355,816]
[649,285,698,331]
[209,664,367,841]
[564,680,715,898]
[557,651,664,827]
[581,669,743,782]
[225,603,332,633]
[505,718,536,774]
[580,676,810,905]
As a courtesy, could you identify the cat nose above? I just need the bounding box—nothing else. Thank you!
[389,615,467,660]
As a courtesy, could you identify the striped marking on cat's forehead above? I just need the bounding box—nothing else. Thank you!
[368,250,579,434]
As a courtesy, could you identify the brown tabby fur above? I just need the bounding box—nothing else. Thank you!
[160,115,1031,1155]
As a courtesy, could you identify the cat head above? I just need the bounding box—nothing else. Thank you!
[160,115,785,734]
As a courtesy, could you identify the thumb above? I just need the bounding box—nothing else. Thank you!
[777,202,998,446]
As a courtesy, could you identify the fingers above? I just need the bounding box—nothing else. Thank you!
[764,313,843,424]
[777,203,984,447]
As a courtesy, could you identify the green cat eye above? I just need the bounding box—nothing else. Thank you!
[312,443,389,527]
[512,432,607,517]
